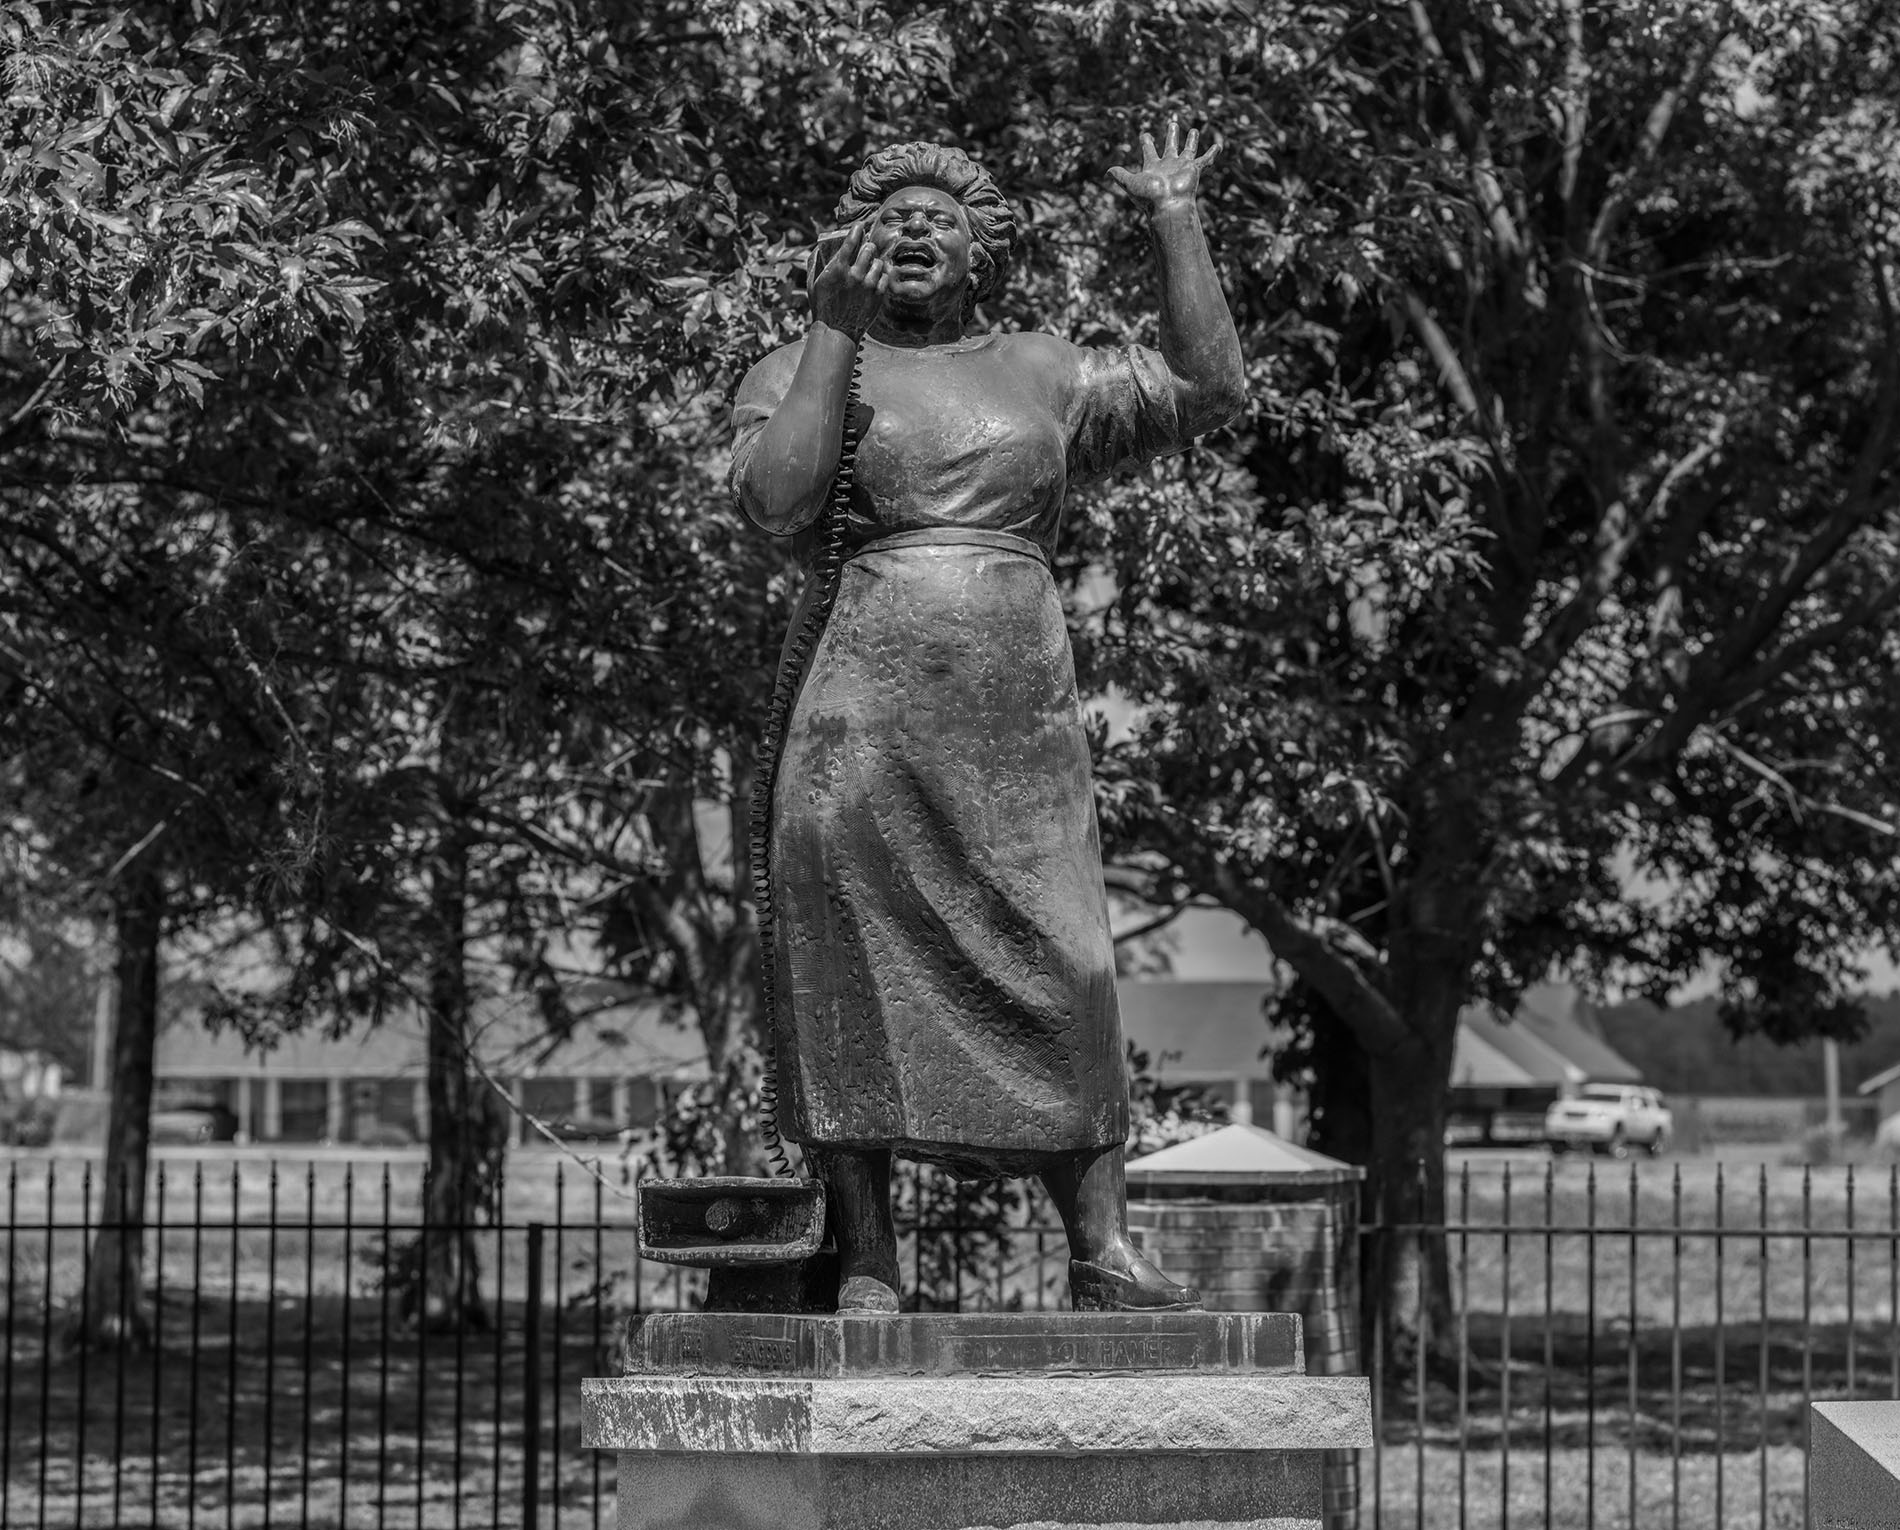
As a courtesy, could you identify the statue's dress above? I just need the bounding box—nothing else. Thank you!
[732,331,1187,1177]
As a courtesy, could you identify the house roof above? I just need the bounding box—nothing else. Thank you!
[1859,1059,1900,1096]
[1126,1122,1361,1186]
[1450,994,1646,1090]
[1115,980,1275,1078]
[1452,1005,1585,1087]
[1449,1015,1547,1087]
[155,994,709,1082]
[1515,987,1644,1083]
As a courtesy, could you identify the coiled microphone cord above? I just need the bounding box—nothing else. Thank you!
[747,344,864,1178]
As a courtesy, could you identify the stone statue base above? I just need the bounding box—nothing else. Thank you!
[582,1312,1371,1530]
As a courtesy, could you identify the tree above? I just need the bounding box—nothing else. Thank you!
[1057,0,1900,1351]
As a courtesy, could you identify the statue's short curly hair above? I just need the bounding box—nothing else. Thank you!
[834,142,1018,308]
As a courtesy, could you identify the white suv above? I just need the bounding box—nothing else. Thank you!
[1545,1085,1673,1157]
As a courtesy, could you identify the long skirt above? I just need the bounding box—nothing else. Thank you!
[768,536,1129,1177]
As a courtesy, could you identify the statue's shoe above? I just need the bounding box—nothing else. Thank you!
[837,1274,901,1314]
[1068,1256,1202,1312]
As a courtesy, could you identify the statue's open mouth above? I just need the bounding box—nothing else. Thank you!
[891,242,937,272]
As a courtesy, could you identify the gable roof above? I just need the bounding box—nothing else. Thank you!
[1453,1005,1585,1087]
[1115,980,1274,1077]
[1516,988,1644,1083]
[155,994,708,1081]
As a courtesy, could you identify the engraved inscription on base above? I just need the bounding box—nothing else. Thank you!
[947,1333,1198,1371]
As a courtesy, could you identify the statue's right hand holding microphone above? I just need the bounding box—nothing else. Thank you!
[809,219,890,341]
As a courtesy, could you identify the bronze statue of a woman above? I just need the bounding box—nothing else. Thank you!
[732,122,1246,1315]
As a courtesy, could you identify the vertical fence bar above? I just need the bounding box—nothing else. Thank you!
[36,1160,55,1530]
[1889,1167,1897,1401]
[264,1160,280,1530]
[153,1163,169,1528]
[225,1162,241,1530]
[377,1163,392,1530]
[341,1163,356,1530]
[1371,1215,1384,1530]
[2,1161,16,1530]
[453,1193,468,1530]
[1847,1165,1858,1396]
[525,1221,545,1530]
[1500,1161,1511,1530]
[76,1159,94,1530]
[1715,1162,1726,1530]
[1457,1161,1470,1530]
[1759,1165,1770,1530]
[593,1170,605,1530]
[1543,1159,1554,1530]
[1627,1162,1638,1530]
[1414,1159,1426,1530]
[1670,1164,1682,1530]
[417,1164,430,1530]
[1585,1159,1596,1530]
[554,1166,567,1529]
[188,1164,204,1530]
[1,1155,14,1528]
[112,1166,131,1530]
[1801,1164,1815,1410]
[302,1162,317,1530]
[1800,1166,1813,1530]
[494,1168,508,1530]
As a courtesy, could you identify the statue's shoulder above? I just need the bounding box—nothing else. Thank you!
[994,329,1083,384]
[735,338,806,407]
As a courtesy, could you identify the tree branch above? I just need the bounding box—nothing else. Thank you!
[1406,0,1523,261]
[1584,12,1731,267]
[1514,416,1728,706]
[1713,568,1900,714]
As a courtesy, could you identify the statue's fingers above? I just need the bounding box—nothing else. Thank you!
[1139,131,1159,164]
[1194,136,1222,168]
[1165,118,1182,158]
[1183,127,1200,158]
[1107,165,1134,190]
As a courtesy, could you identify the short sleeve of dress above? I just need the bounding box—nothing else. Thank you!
[1064,343,1187,485]
[728,346,800,527]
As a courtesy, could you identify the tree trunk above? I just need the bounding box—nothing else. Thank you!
[73,858,163,1350]
[412,825,500,1332]
[1362,959,1463,1376]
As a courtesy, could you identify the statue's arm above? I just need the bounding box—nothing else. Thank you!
[1110,121,1247,438]
[734,222,891,535]
[733,325,860,534]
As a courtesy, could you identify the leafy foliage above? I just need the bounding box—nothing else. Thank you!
[6,1,1899,1347]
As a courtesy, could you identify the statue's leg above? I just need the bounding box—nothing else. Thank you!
[814,1147,901,1313]
[1040,1146,1202,1312]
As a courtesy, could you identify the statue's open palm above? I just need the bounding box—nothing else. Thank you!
[1110,119,1218,209]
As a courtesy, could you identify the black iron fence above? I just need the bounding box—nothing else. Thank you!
[3,1148,1896,1529]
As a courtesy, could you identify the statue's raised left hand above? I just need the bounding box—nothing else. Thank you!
[1109,118,1219,213]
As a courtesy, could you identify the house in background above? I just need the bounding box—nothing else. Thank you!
[1857,1061,1900,1146]
[153,989,707,1146]
[1116,980,1297,1135]
[1120,976,1648,1146]
[1449,983,1645,1142]
[148,970,1659,1151]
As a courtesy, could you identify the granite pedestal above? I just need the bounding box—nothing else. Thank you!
[583,1312,1372,1530]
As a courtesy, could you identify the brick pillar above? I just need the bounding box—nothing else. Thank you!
[1129,1174,1364,1530]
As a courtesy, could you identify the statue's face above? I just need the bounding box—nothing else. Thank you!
[871,185,974,310]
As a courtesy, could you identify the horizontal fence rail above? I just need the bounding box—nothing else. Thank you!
[3,1149,1897,1528]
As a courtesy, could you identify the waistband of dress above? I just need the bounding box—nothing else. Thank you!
[843,527,1050,567]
